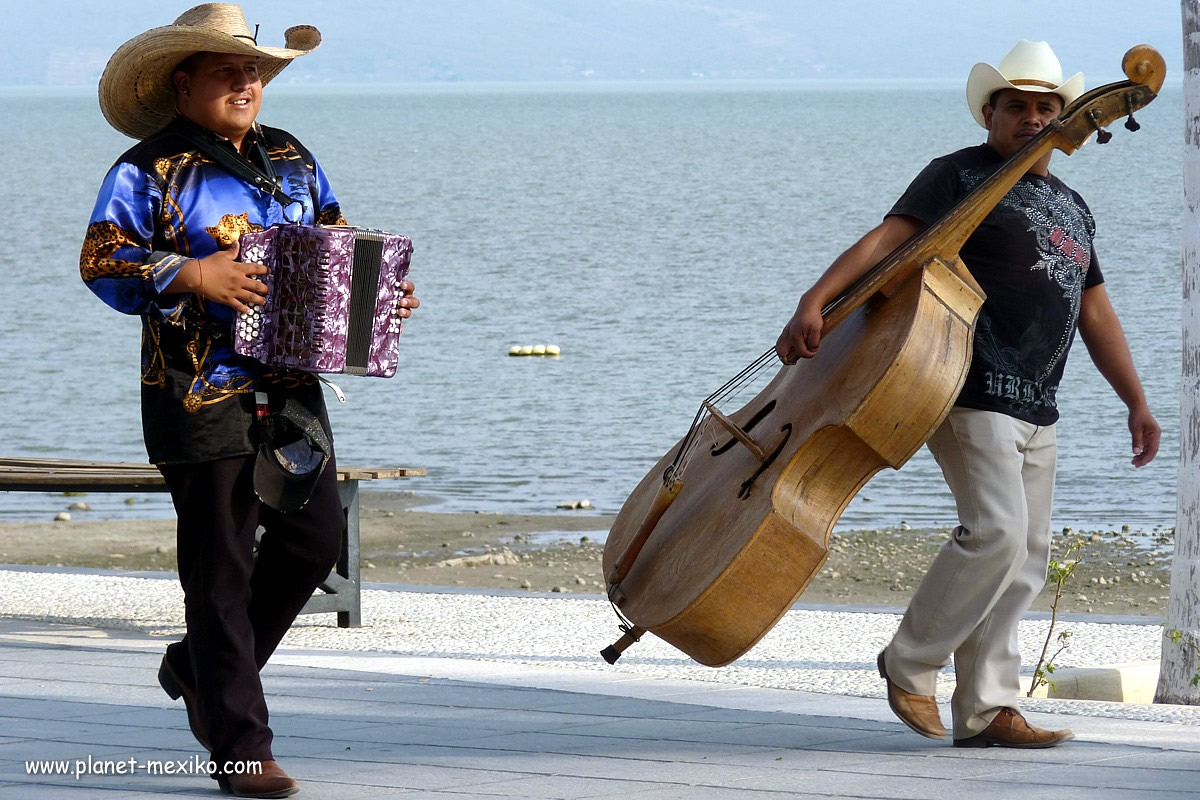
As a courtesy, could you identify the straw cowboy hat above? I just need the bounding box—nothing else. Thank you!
[965,40,1084,128]
[98,3,321,139]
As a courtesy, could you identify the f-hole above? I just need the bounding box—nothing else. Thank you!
[738,423,792,500]
[711,400,776,456]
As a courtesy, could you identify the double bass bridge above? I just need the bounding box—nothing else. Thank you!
[702,401,792,498]
[704,401,769,460]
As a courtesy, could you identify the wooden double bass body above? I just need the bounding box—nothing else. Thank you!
[601,46,1166,668]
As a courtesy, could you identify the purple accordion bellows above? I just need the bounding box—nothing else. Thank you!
[233,224,413,377]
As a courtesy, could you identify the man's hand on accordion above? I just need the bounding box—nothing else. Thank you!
[395,280,420,319]
[170,239,269,314]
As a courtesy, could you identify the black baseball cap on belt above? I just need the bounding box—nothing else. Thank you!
[253,397,331,513]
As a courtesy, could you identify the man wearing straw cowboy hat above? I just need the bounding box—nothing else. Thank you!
[777,41,1159,747]
[81,4,419,796]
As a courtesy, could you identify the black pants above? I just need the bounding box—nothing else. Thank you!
[159,453,343,765]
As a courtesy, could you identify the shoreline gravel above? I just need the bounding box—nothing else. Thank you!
[0,487,1176,617]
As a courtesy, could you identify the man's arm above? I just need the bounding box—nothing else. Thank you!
[81,161,269,316]
[776,214,923,363]
[1077,283,1161,467]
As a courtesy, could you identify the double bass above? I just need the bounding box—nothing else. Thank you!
[600,46,1166,667]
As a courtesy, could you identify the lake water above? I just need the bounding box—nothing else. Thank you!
[0,81,1184,531]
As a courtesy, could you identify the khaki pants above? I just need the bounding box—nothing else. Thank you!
[884,407,1057,738]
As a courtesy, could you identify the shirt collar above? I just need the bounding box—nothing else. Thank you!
[170,116,262,153]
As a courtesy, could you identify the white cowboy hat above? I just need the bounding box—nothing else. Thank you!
[965,40,1084,128]
[98,3,321,140]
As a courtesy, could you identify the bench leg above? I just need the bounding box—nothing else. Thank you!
[294,479,363,627]
[336,479,362,628]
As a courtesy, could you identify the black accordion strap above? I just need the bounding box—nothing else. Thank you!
[174,122,296,209]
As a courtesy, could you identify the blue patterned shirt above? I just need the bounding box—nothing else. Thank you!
[81,116,346,463]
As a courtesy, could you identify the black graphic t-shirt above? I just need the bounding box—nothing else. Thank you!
[887,144,1104,426]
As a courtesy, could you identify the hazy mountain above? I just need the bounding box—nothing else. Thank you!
[7,1,1183,87]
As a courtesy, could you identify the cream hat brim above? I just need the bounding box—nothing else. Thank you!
[98,4,320,140]
[965,40,1083,128]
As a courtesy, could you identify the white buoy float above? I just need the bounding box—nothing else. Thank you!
[555,499,592,510]
[508,344,561,357]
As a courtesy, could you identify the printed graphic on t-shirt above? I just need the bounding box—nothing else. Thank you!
[973,307,1061,413]
[959,167,1095,415]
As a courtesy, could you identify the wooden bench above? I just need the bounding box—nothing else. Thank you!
[0,457,425,628]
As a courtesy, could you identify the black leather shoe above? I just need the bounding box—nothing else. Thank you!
[217,760,299,798]
[158,649,211,751]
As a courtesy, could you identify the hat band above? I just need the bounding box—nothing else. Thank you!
[1010,78,1058,90]
[233,24,259,45]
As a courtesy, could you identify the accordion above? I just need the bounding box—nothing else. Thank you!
[233,224,413,377]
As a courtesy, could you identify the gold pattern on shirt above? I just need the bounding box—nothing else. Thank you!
[80,221,148,281]
[140,325,166,388]
[183,328,254,409]
[205,213,263,248]
[153,157,172,181]
[154,150,205,183]
[160,191,190,256]
[140,319,254,410]
[266,142,304,162]
[317,207,348,226]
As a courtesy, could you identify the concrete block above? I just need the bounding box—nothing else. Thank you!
[1029,661,1159,703]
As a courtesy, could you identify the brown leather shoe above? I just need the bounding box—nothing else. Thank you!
[954,707,1075,748]
[217,760,299,798]
[877,650,947,740]
[158,649,211,751]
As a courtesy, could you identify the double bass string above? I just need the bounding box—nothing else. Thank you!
[682,347,780,460]
[670,347,781,481]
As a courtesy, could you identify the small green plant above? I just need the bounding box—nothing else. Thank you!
[1029,630,1073,696]
[1027,537,1084,697]
[1168,630,1200,687]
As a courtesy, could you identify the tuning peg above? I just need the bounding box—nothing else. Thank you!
[1086,109,1112,143]
[1122,95,1142,132]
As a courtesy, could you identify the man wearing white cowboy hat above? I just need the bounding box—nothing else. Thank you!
[776,40,1159,747]
[81,4,419,796]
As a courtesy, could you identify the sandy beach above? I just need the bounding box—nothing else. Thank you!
[0,489,1174,617]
